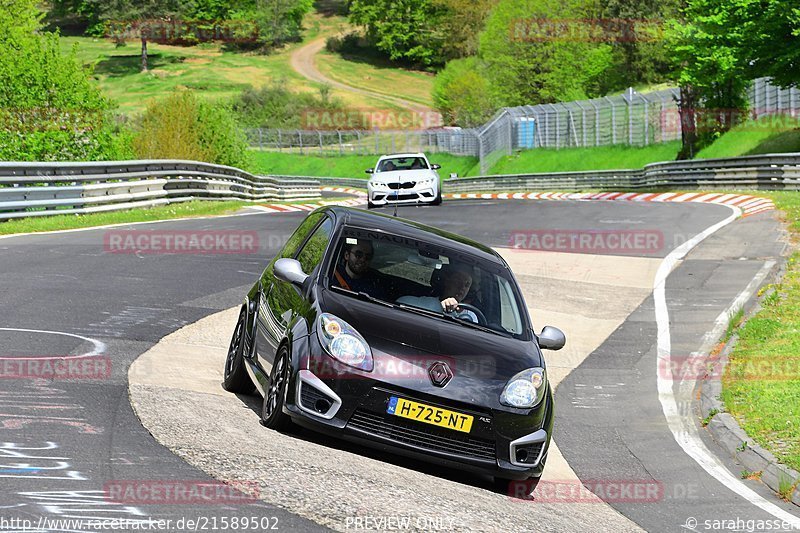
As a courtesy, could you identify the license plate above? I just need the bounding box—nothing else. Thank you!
[387,396,473,433]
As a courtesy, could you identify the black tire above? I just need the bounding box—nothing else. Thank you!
[432,188,442,205]
[495,477,540,499]
[367,201,376,209]
[260,347,291,430]
[222,309,255,394]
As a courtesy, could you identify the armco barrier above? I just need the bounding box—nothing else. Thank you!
[0,160,320,220]
[442,153,800,193]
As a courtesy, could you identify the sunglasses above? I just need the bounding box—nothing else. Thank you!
[350,250,373,260]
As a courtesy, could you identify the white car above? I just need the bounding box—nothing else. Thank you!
[366,153,442,208]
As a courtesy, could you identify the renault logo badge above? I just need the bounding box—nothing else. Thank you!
[428,361,453,387]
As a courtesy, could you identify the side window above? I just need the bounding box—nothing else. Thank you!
[296,218,334,275]
[497,276,523,334]
[279,213,325,260]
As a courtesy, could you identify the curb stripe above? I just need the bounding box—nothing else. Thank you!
[441,190,774,217]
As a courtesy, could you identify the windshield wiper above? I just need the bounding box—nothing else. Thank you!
[329,285,395,307]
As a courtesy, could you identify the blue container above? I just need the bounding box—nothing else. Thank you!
[517,117,536,148]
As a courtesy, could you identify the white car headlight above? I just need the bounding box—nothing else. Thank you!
[500,368,546,408]
[317,313,373,371]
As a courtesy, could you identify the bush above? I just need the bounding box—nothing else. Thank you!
[0,1,131,161]
[325,32,366,54]
[232,82,344,130]
[432,57,496,127]
[133,91,250,169]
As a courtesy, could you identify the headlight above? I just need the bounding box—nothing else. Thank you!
[500,368,546,408]
[317,313,373,371]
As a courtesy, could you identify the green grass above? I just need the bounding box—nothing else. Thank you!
[488,142,681,175]
[250,151,480,179]
[696,116,800,159]
[0,200,277,235]
[58,8,430,117]
[315,49,436,107]
[721,190,800,472]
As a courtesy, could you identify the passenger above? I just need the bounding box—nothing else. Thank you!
[397,263,478,322]
[332,240,387,299]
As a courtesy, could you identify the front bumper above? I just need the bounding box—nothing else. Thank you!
[284,362,553,480]
[368,186,437,205]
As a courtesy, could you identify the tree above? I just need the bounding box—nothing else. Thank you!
[0,0,130,161]
[735,0,799,88]
[432,57,495,127]
[666,0,750,157]
[601,0,681,88]
[478,0,615,106]
[90,0,194,72]
[349,0,446,67]
[430,0,498,59]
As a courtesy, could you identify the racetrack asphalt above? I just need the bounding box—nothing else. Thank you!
[0,198,796,532]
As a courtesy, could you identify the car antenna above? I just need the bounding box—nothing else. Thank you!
[393,167,401,217]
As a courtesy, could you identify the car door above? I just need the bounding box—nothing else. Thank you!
[255,213,333,375]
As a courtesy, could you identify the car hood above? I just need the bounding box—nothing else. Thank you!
[369,169,436,184]
[319,288,544,406]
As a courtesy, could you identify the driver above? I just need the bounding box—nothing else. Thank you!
[397,263,478,322]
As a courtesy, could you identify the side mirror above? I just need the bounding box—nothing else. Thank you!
[365,168,374,174]
[274,258,308,287]
[431,164,441,170]
[538,326,566,350]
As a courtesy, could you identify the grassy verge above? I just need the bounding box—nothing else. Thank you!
[250,151,480,179]
[315,48,436,107]
[721,191,800,474]
[0,198,341,235]
[696,117,800,159]
[489,142,681,175]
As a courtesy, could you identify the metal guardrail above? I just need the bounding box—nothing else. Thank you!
[0,160,321,220]
[442,153,800,193]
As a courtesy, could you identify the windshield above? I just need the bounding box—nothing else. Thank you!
[327,226,528,338]
[376,157,429,172]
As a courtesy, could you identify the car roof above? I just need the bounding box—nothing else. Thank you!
[320,206,505,266]
[377,153,426,161]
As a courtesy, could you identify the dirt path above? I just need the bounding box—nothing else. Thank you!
[289,37,439,117]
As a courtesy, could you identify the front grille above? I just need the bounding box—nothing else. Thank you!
[347,409,496,462]
[388,182,417,190]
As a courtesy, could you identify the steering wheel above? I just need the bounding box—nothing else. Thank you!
[451,303,487,325]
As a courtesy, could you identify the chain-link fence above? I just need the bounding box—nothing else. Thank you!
[749,78,800,119]
[245,129,479,157]
[247,78,800,175]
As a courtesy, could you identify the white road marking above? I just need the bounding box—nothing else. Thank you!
[654,206,800,525]
[0,328,105,358]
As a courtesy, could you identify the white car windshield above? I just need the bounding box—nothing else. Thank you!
[376,157,428,172]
